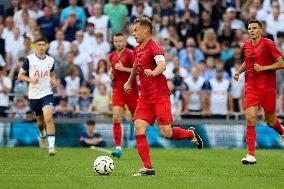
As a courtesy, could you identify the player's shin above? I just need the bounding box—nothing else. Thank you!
[246,124,256,156]
[113,122,122,147]
[171,127,194,140]
[273,119,284,135]
[136,134,152,168]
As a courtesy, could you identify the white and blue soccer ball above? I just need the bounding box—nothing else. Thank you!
[93,156,114,175]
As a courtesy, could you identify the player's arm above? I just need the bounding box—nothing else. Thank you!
[144,55,166,77]
[17,58,38,84]
[115,61,132,73]
[233,62,246,81]
[254,56,284,71]
[124,63,137,92]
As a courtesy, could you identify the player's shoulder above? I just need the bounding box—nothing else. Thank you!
[45,54,55,61]
[148,39,164,53]
[242,40,252,48]
[125,48,134,55]
[262,37,275,46]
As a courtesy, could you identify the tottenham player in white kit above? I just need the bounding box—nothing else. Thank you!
[18,38,56,156]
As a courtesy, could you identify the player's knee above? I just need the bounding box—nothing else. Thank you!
[266,119,275,127]
[159,128,172,139]
[113,115,123,123]
[44,116,53,125]
[134,126,146,135]
[246,115,257,125]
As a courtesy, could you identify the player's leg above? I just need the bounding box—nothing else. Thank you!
[36,115,47,149]
[111,106,124,157]
[132,100,155,176]
[41,95,56,156]
[29,99,46,149]
[242,106,258,165]
[132,119,155,176]
[156,95,203,148]
[262,88,284,143]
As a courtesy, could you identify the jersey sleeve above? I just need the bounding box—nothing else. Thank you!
[50,61,55,72]
[129,50,135,65]
[22,58,29,73]
[266,39,282,61]
[151,43,164,57]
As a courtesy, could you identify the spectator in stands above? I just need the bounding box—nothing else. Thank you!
[73,30,91,56]
[261,21,274,41]
[220,40,233,62]
[2,16,14,43]
[226,7,246,32]
[61,13,81,42]
[5,0,20,17]
[103,0,129,34]
[200,28,221,58]
[218,17,234,43]
[156,0,175,18]
[13,0,37,27]
[266,1,284,41]
[0,24,5,58]
[60,0,87,30]
[179,37,204,69]
[80,120,106,147]
[203,56,216,81]
[230,62,244,112]
[54,96,74,116]
[205,68,233,115]
[10,97,29,119]
[276,31,284,55]
[129,2,146,26]
[224,43,243,77]
[176,10,197,42]
[37,6,60,42]
[17,36,33,58]
[8,57,27,96]
[0,66,12,117]
[70,43,92,81]
[87,3,112,42]
[76,87,92,114]
[92,59,111,96]
[17,10,30,35]
[184,66,206,113]
[131,0,153,18]
[89,83,110,115]
[175,0,199,16]
[49,30,71,58]
[83,22,96,50]
[65,66,81,107]
[167,79,182,120]
[5,27,24,68]
[164,55,188,79]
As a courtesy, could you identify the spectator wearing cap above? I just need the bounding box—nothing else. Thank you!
[80,120,106,147]
[60,0,86,30]
[37,6,60,42]
[87,3,112,42]
[226,7,246,32]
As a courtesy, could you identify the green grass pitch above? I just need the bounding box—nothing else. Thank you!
[0,148,283,189]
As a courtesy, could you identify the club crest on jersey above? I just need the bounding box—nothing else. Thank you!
[33,70,49,78]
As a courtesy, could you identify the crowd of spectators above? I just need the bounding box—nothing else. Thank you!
[0,0,284,119]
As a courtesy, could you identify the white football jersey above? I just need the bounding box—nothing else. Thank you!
[22,53,55,99]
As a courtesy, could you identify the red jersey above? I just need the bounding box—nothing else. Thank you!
[109,48,138,94]
[134,39,171,100]
[242,37,282,91]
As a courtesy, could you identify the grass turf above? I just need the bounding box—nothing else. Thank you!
[0,148,283,189]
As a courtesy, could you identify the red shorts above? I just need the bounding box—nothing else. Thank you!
[112,91,138,114]
[133,95,173,125]
[244,88,276,114]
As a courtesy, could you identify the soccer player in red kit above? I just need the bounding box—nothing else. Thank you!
[109,33,139,157]
[124,17,203,176]
[234,20,284,165]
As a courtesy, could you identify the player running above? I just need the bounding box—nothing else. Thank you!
[233,20,284,165]
[124,17,203,176]
[18,37,57,156]
[109,33,139,158]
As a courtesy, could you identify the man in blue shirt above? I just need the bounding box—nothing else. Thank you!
[37,6,60,42]
[80,120,106,147]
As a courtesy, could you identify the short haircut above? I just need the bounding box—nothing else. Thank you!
[34,37,48,44]
[133,16,153,33]
[87,120,96,126]
[114,32,124,37]
[248,19,263,28]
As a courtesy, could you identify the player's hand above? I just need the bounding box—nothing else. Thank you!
[115,62,124,71]
[144,69,154,77]
[254,64,263,72]
[124,81,132,93]
[29,77,38,84]
[233,73,239,81]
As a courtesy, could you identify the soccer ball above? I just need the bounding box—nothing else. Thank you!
[93,156,114,175]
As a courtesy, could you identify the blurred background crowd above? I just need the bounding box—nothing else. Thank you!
[0,0,284,119]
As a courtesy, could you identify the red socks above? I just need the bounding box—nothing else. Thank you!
[172,127,194,140]
[246,124,256,156]
[273,119,284,135]
[136,134,152,168]
[113,122,122,147]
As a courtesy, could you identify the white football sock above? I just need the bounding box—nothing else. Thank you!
[47,135,55,149]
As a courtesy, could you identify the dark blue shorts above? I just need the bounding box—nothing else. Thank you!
[29,94,54,116]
